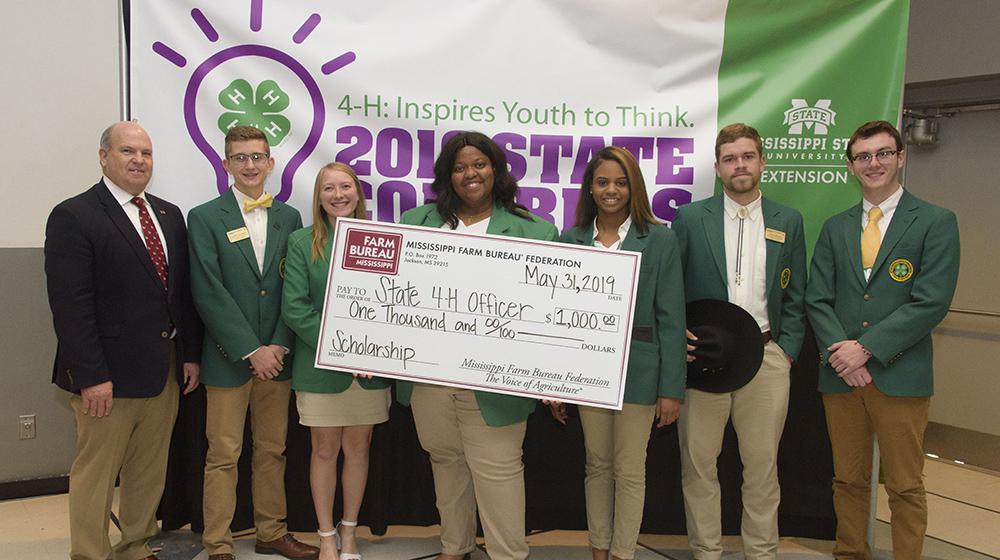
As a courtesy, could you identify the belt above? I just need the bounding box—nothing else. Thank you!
[632,325,653,343]
[761,331,772,346]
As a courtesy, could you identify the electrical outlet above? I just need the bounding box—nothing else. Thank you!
[18,414,36,440]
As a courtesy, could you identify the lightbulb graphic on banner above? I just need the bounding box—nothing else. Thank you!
[151,3,354,201]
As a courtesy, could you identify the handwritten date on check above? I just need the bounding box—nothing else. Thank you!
[315,218,641,410]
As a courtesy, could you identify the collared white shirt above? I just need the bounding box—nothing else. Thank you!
[861,185,904,281]
[591,217,632,251]
[723,192,769,333]
[231,187,270,273]
[104,177,169,262]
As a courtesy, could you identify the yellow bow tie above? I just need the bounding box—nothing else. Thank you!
[243,192,273,212]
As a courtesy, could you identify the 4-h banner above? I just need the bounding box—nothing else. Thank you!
[129,0,908,246]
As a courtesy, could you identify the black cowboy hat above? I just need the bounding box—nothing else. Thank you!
[685,299,764,393]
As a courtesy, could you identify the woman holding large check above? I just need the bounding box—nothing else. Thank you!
[556,147,687,560]
[396,131,557,560]
[281,162,391,560]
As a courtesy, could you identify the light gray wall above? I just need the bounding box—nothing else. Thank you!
[0,250,76,480]
[904,0,1000,439]
[904,109,1000,436]
[906,0,1000,83]
[1,1,120,482]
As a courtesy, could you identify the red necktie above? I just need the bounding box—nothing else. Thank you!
[131,197,169,288]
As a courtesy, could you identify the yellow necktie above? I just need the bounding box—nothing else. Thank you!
[243,192,273,212]
[861,206,883,268]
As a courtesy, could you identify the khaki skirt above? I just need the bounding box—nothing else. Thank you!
[295,381,391,427]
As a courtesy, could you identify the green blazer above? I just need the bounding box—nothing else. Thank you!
[395,202,559,427]
[806,190,960,396]
[671,194,807,360]
[188,190,302,387]
[281,225,390,393]
[560,222,687,403]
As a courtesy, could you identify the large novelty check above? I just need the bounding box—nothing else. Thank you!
[315,218,641,410]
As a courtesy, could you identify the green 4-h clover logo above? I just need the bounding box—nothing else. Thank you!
[217,79,290,146]
[889,258,913,282]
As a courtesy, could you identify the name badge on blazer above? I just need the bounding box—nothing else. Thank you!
[227,227,250,243]
[764,228,786,243]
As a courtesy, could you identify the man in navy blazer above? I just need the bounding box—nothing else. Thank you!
[45,122,202,560]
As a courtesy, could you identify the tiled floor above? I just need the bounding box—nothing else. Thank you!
[1,458,996,559]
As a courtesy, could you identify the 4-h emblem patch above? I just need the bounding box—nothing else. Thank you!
[780,267,792,289]
[889,258,913,282]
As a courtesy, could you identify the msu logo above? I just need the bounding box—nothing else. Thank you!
[783,99,836,135]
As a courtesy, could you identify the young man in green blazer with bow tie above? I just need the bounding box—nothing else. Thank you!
[672,123,806,560]
[806,120,960,560]
[188,126,316,560]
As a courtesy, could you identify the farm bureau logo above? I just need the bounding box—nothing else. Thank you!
[342,229,402,275]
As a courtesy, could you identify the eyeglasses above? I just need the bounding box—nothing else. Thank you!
[228,152,270,164]
[849,149,900,165]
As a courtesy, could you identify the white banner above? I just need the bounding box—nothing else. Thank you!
[130,0,727,230]
[316,219,641,409]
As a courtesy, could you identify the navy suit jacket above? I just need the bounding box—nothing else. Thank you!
[45,180,202,397]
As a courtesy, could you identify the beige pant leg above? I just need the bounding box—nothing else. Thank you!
[411,384,477,556]
[731,341,791,560]
[69,397,132,560]
[580,406,615,551]
[113,378,179,560]
[203,382,252,555]
[580,403,655,560]
[866,386,930,560]
[68,393,146,560]
[248,377,292,541]
[454,389,528,560]
[609,404,656,559]
[823,388,875,560]
[678,387,732,560]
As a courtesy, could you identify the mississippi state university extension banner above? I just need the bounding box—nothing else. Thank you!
[129,0,908,248]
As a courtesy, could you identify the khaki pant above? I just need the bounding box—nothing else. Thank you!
[202,377,292,555]
[678,340,790,560]
[410,384,528,560]
[69,374,179,560]
[579,403,656,560]
[823,384,930,560]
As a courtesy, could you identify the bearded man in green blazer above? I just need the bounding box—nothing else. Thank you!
[671,123,806,560]
[188,126,316,560]
[806,120,960,560]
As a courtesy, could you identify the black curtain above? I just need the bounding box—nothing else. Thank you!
[160,324,834,540]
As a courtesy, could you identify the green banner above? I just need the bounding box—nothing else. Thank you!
[718,0,910,255]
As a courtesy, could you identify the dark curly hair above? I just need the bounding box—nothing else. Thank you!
[429,131,530,228]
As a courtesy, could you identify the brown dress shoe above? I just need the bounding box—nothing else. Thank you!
[255,533,320,559]
[207,555,236,560]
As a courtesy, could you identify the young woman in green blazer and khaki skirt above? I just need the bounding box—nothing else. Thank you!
[282,162,391,560]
